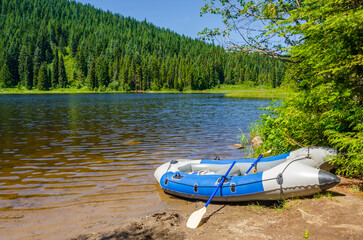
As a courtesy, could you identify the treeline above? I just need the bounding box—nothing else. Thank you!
[0,0,285,91]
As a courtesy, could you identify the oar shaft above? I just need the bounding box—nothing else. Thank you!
[204,161,236,207]
[245,154,263,174]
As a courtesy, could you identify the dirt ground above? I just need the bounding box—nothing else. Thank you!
[72,177,362,240]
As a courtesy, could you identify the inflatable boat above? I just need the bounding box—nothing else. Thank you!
[154,147,341,202]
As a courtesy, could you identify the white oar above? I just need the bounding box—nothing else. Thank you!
[186,161,237,229]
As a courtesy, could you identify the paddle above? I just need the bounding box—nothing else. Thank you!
[245,150,272,174]
[186,160,237,229]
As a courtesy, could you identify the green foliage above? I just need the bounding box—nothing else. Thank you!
[281,0,363,83]
[33,47,42,87]
[254,89,362,176]
[237,128,253,157]
[0,61,13,88]
[273,198,290,212]
[58,55,67,88]
[51,49,59,88]
[304,230,310,238]
[313,191,333,200]
[18,45,33,90]
[0,0,284,92]
[37,62,49,90]
[202,0,362,177]
[87,60,97,90]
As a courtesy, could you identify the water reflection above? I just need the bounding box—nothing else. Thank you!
[0,93,270,238]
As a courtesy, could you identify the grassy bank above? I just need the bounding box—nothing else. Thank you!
[204,84,291,99]
[0,84,291,99]
[0,87,95,94]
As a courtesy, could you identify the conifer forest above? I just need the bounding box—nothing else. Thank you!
[0,0,285,92]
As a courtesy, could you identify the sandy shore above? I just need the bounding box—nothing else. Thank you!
[72,177,362,240]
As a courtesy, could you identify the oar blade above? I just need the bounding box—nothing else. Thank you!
[186,207,206,229]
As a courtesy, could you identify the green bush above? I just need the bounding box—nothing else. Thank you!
[253,86,362,177]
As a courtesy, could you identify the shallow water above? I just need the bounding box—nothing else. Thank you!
[0,93,270,239]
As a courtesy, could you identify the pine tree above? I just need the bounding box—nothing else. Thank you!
[151,57,159,90]
[127,61,135,90]
[69,32,78,57]
[18,45,33,89]
[166,66,174,89]
[160,61,166,89]
[0,0,283,92]
[141,60,149,90]
[76,45,87,77]
[33,47,42,87]
[135,65,142,91]
[37,62,49,90]
[88,60,97,90]
[51,49,59,88]
[58,55,67,88]
[0,62,13,88]
[96,58,109,89]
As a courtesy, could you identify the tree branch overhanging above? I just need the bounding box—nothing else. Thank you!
[200,0,304,62]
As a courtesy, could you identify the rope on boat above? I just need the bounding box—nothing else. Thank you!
[164,152,322,199]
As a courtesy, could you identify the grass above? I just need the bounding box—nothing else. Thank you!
[312,191,333,200]
[205,84,291,99]
[349,185,361,193]
[245,202,265,215]
[0,84,292,99]
[272,198,291,212]
[0,87,95,94]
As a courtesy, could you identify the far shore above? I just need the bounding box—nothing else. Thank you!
[0,85,291,99]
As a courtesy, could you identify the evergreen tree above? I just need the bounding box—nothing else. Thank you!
[33,47,42,88]
[18,45,33,89]
[96,58,109,89]
[69,32,78,57]
[88,60,97,90]
[37,62,49,90]
[127,61,135,91]
[166,66,174,89]
[141,60,149,90]
[0,62,12,88]
[76,46,87,77]
[135,65,142,91]
[51,49,59,88]
[0,0,284,92]
[5,45,19,86]
[58,55,67,88]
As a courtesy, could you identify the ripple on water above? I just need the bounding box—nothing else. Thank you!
[0,93,270,239]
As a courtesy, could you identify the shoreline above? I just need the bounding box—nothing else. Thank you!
[71,176,362,240]
[0,86,290,100]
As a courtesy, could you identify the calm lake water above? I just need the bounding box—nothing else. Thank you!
[0,93,270,239]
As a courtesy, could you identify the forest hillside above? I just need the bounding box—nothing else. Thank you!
[0,0,285,91]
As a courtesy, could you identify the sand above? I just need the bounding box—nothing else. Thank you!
[72,177,362,240]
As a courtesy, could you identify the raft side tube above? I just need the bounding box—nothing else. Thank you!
[288,147,338,170]
[200,152,290,164]
[160,171,264,199]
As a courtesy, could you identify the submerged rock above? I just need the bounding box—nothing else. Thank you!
[123,140,141,146]
[232,144,244,149]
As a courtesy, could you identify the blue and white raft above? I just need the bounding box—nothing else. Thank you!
[154,147,341,202]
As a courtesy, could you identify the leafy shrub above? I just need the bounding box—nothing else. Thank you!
[253,84,362,177]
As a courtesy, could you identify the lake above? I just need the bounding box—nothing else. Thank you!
[0,93,270,239]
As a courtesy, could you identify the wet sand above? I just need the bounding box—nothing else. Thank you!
[72,177,362,240]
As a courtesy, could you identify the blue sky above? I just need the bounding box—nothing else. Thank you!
[75,0,223,39]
